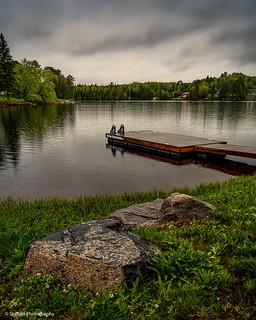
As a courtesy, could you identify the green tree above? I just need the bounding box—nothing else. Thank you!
[0,33,14,99]
[218,78,229,100]
[44,66,75,100]
[14,59,56,103]
[190,80,200,100]
[65,74,75,99]
[209,79,218,100]
[44,66,62,77]
[198,81,209,99]
[39,73,57,103]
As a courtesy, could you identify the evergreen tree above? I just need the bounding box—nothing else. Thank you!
[0,33,14,99]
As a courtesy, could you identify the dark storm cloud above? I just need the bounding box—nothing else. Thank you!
[212,19,256,64]
[0,0,255,83]
[71,22,184,56]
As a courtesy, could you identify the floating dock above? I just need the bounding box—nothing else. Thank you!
[106,129,256,160]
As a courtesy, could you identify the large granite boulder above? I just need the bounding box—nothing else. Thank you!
[23,219,156,292]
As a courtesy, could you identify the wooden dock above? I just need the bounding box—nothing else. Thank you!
[106,130,256,160]
[196,143,256,159]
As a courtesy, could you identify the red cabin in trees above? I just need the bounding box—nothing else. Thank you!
[181,92,190,99]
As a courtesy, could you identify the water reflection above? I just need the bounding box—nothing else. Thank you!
[0,101,255,200]
[106,145,256,176]
[0,107,21,168]
[0,104,76,169]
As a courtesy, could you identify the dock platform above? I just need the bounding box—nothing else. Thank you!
[106,130,256,160]
[196,143,256,159]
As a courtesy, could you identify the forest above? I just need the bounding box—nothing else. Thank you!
[1,33,256,103]
[75,73,256,101]
[0,33,75,103]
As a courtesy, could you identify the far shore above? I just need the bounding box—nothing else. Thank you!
[1,98,255,107]
[0,99,75,106]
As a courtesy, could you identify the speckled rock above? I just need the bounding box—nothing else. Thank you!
[109,199,163,227]
[109,193,215,227]
[24,194,215,291]
[159,192,216,222]
[23,219,156,292]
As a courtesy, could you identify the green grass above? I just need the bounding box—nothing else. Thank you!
[0,176,256,319]
[0,97,33,106]
[0,97,71,106]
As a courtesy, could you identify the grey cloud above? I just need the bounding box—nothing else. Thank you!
[70,21,187,56]
[211,20,256,64]
[69,0,256,57]
[214,21,256,45]
[0,0,256,83]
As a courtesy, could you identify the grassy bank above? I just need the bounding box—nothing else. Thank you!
[0,97,71,106]
[0,97,35,106]
[0,176,255,319]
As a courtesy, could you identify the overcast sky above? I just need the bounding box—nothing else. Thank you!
[1,0,256,84]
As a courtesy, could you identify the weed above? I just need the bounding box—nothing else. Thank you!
[0,175,256,319]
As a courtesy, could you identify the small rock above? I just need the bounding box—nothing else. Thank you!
[159,192,216,222]
[109,199,163,227]
[109,194,215,227]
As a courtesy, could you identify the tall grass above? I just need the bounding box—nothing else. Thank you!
[0,175,255,319]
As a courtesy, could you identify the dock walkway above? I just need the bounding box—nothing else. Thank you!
[106,130,256,159]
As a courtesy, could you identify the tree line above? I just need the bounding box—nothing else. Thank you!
[0,33,75,103]
[75,73,256,101]
[1,33,256,103]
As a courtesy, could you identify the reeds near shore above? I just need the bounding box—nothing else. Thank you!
[0,175,255,319]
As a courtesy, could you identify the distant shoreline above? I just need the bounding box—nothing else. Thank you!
[0,98,255,107]
[0,100,36,106]
[0,99,75,107]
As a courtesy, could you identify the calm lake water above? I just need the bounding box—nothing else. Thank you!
[0,101,256,200]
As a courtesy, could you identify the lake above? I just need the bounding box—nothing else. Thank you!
[0,101,256,200]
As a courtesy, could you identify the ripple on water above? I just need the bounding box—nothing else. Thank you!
[0,101,255,200]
